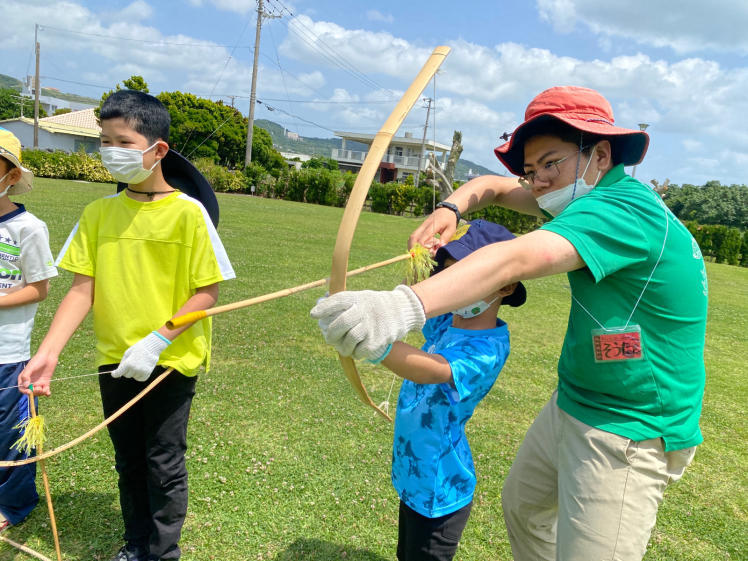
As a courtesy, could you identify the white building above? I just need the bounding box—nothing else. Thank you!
[23,77,96,115]
[280,151,312,170]
[0,108,101,153]
[331,131,450,183]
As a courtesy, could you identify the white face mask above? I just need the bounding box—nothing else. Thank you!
[0,172,12,198]
[100,142,161,184]
[536,147,600,217]
[453,296,498,319]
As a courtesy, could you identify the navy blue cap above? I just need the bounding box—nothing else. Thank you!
[434,219,527,307]
[117,149,219,227]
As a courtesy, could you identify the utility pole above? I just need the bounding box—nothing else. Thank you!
[33,24,41,148]
[245,0,280,168]
[414,98,432,189]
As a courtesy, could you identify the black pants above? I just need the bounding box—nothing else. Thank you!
[397,500,473,561]
[99,366,196,560]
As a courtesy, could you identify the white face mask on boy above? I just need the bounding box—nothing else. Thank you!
[100,142,161,184]
[452,296,498,319]
[536,146,601,217]
[0,171,13,198]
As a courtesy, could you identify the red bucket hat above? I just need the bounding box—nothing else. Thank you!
[494,86,649,176]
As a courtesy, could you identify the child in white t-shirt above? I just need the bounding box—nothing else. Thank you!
[0,128,57,532]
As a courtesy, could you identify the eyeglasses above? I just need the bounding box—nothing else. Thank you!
[520,147,589,189]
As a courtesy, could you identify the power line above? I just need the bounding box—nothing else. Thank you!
[259,97,396,104]
[39,25,253,49]
[41,75,109,90]
[257,99,336,133]
[266,19,302,136]
[265,0,395,97]
[181,13,254,153]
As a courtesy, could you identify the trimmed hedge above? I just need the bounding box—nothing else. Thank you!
[193,158,247,194]
[684,221,745,266]
[21,149,113,183]
[23,152,745,267]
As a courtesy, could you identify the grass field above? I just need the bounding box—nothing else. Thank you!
[1,178,746,561]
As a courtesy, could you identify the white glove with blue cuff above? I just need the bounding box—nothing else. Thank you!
[310,285,426,361]
[112,331,171,382]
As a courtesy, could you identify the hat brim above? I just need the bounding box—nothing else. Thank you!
[494,114,649,176]
[7,167,33,195]
[502,281,526,308]
[0,147,33,195]
[117,149,219,227]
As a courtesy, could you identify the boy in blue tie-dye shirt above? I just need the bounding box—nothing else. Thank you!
[376,220,526,561]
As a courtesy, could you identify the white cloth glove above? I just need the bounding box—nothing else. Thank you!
[310,285,426,361]
[111,331,171,382]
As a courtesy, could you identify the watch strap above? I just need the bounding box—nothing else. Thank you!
[435,201,461,225]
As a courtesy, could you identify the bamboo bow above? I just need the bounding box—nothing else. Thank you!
[0,369,173,468]
[328,46,451,421]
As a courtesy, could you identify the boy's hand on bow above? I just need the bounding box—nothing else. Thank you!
[112,332,171,382]
[18,352,59,396]
[310,285,426,361]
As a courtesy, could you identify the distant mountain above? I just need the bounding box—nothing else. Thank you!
[0,74,23,90]
[0,73,98,105]
[255,119,498,181]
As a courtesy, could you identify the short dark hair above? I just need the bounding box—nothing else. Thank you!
[523,118,622,164]
[100,90,170,144]
[0,155,13,171]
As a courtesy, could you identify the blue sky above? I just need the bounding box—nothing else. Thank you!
[3,0,747,186]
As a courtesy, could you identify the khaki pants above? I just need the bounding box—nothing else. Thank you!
[502,392,695,561]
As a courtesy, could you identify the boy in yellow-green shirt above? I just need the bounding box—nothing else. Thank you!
[19,90,235,561]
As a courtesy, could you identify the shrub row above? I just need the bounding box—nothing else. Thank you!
[21,149,113,183]
[21,151,746,266]
[684,221,747,266]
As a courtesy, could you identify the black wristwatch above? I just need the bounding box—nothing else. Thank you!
[435,201,462,226]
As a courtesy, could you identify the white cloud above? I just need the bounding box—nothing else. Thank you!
[682,139,703,152]
[2,1,746,184]
[278,15,748,181]
[116,0,154,22]
[536,0,748,54]
[199,0,257,15]
[366,10,394,24]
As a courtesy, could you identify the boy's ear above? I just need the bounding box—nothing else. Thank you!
[3,166,22,185]
[154,140,170,159]
[498,282,518,299]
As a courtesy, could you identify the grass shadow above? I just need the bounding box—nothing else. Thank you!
[272,538,391,561]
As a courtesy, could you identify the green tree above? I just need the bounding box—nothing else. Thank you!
[251,125,286,175]
[122,76,149,93]
[665,181,747,229]
[0,88,47,119]
[53,107,72,116]
[301,156,338,170]
[95,75,150,118]
[158,91,249,168]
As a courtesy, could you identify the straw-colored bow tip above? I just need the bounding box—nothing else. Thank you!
[405,243,437,285]
[12,415,47,456]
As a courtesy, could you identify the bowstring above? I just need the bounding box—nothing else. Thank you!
[0,370,115,393]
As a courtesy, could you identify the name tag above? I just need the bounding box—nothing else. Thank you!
[591,325,643,362]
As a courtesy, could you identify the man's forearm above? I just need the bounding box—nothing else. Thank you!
[445,175,540,217]
[413,229,584,318]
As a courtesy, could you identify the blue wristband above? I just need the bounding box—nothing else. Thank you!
[367,343,393,365]
[152,331,172,345]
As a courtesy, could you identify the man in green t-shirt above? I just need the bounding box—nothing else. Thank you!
[311,86,707,561]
